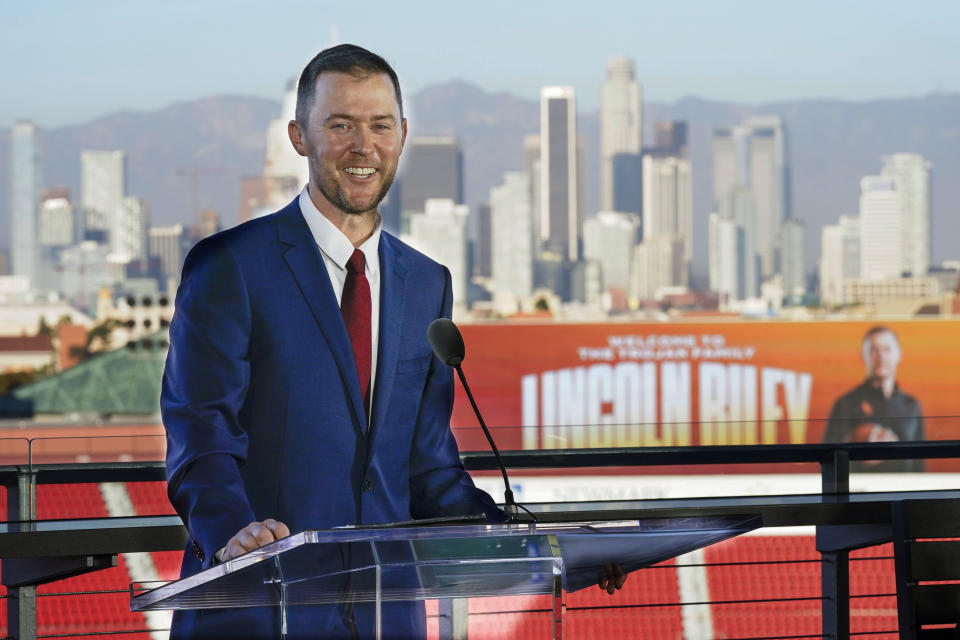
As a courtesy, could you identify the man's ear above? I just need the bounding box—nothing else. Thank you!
[399,118,408,153]
[288,120,307,157]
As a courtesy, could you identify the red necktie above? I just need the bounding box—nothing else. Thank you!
[341,248,372,415]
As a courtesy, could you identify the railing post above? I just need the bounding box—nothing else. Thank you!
[822,448,850,495]
[820,448,850,639]
[438,598,468,640]
[5,465,38,640]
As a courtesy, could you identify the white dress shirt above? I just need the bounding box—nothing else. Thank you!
[298,187,381,416]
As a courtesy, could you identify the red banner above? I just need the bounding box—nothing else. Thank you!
[451,320,960,468]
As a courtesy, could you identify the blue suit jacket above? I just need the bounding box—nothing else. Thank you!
[162,199,499,638]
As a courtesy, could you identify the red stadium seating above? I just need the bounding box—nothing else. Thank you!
[2,482,904,640]
[850,542,898,638]
[124,481,183,581]
[125,481,176,516]
[0,484,152,638]
[36,483,108,519]
[706,535,822,638]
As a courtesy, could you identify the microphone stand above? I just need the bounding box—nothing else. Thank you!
[454,364,518,521]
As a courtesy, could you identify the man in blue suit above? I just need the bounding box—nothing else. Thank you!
[162,44,501,638]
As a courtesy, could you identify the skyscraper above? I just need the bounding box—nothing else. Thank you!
[709,212,747,303]
[746,116,790,277]
[781,218,805,302]
[523,134,542,242]
[631,235,686,303]
[880,153,932,276]
[654,121,688,157]
[36,188,74,291]
[711,116,791,287]
[10,121,40,285]
[81,150,126,240]
[600,56,642,212]
[583,211,640,293]
[398,136,463,217]
[115,196,149,261]
[540,86,580,261]
[490,172,534,311]
[407,199,469,313]
[611,153,643,218]
[473,202,492,278]
[820,215,860,307]
[149,224,189,285]
[39,188,74,248]
[859,175,904,280]
[710,123,759,303]
[642,153,692,281]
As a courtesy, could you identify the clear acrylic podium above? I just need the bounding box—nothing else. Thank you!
[131,514,759,639]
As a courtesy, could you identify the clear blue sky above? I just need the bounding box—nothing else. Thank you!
[2,0,958,128]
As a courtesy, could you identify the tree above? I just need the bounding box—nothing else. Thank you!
[37,316,53,337]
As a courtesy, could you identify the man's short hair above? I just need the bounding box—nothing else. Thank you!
[295,44,403,125]
[861,325,901,364]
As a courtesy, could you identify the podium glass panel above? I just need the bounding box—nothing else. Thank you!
[132,515,758,639]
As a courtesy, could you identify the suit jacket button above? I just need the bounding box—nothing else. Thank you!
[362,480,373,492]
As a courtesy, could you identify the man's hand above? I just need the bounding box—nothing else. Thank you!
[222,519,291,562]
[845,422,900,443]
[598,563,627,595]
[845,423,900,467]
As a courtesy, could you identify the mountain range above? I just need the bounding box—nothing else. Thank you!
[1,83,958,281]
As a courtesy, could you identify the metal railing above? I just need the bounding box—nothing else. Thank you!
[4,438,960,639]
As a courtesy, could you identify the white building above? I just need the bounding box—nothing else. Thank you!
[819,215,860,307]
[710,183,758,301]
[96,287,174,348]
[149,224,188,285]
[855,154,932,286]
[859,175,904,280]
[0,276,92,336]
[843,276,939,309]
[630,236,686,303]
[642,154,692,279]
[37,192,75,292]
[600,56,642,212]
[540,86,580,261]
[407,199,469,313]
[583,211,640,292]
[490,172,534,312]
[11,121,40,286]
[880,153,932,276]
[39,195,74,247]
[712,117,791,284]
[114,196,149,262]
[746,116,790,277]
[264,79,309,191]
[81,150,126,238]
[709,212,746,304]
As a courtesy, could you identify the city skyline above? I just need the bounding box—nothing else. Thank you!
[0,79,956,282]
[3,1,959,128]
[3,33,957,322]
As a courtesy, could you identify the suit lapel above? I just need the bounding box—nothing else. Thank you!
[370,233,407,441]
[276,202,368,437]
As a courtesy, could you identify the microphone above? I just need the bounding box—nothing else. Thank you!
[426,317,464,367]
[427,318,519,521]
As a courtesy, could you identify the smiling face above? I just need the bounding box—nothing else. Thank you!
[289,71,406,222]
[863,330,901,383]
